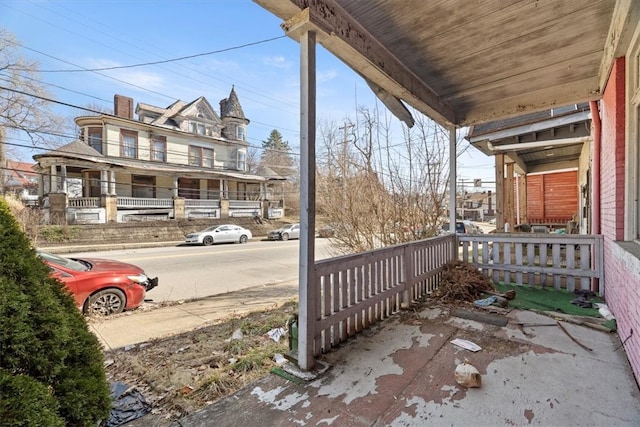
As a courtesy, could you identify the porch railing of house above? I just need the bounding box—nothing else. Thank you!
[307,232,604,358]
[68,197,100,208]
[185,199,221,208]
[117,197,173,209]
[458,233,603,292]
[310,234,456,356]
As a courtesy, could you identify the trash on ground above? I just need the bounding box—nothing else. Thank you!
[266,327,287,342]
[454,361,482,388]
[273,353,287,365]
[106,382,152,427]
[571,289,597,308]
[225,328,243,342]
[450,338,482,352]
[474,296,497,307]
[594,303,616,321]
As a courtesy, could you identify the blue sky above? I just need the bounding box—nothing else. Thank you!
[1,0,496,187]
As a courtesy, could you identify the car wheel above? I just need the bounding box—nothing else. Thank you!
[203,235,214,246]
[239,235,248,244]
[281,233,289,241]
[85,289,126,316]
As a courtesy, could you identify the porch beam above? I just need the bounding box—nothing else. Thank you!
[280,5,456,126]
[505,151,528,175]
[598,0,640,92]
[298,29,317,371]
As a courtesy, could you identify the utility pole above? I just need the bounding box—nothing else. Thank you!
[338,122,354,201]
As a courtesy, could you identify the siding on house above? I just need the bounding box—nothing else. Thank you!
[525,171,578,223]
[601,57,640,382]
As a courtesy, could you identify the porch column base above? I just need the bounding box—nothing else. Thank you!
[220,199,229,218]
[102,195,118,223]
[48,193,68,225]
[173,198,185,220]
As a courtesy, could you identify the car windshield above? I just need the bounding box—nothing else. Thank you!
[37,250,90,272]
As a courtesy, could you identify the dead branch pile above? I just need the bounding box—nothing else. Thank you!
[433,261,494,303]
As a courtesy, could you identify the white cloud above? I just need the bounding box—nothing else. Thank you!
[84,58,166,92]
[262,55,291,69]
[317,69,337,83]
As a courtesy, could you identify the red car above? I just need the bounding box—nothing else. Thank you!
[37,250,158,316]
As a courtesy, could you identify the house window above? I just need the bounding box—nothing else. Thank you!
[237,150,246,171]
[151,136,166,162]
[88,127,102,153]
[237,126,245,141]
[189,145,214,168]
[132,175,155,198]
[190,122,197,133]
[197,124,206,135]
[120,130,137,158]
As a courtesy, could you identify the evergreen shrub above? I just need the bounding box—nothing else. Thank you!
[0,198,112,426]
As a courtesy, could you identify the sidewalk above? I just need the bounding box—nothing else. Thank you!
[88,281,299,350]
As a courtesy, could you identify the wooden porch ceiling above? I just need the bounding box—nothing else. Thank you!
[254,0,632,128]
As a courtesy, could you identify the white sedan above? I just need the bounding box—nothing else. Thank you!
[185,224,252,246]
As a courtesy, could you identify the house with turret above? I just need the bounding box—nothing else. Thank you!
[33,88,286,224]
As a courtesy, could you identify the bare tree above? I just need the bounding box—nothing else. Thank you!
[316,104,467,255]
[0,29,64,192]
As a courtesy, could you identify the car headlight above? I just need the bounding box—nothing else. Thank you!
[127,274,149,284]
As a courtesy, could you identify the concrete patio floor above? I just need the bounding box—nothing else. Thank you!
[171,307,640,427]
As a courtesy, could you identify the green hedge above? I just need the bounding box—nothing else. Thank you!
[0,198,111,426]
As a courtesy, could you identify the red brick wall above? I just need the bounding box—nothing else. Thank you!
[600,57,640,382]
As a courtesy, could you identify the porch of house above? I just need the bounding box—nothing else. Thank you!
[295,232,604,365]
[42,194,285,225]
[172,232,639,427]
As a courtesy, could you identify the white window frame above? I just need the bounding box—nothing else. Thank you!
[121,130,137,159]
[626,23,640,241]
[237,149,246,171]
[188,145,214,168]
[151,136,166,162]
[237,126,245,141]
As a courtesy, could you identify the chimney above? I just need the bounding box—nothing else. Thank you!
[114,95,134,119]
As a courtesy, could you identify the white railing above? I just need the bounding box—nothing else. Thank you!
[457,233,604,292]
[68,197,100,208]
[309,235,456,356]
[117,197,173,208]
[228,200,260,209]
[185,199,220,208]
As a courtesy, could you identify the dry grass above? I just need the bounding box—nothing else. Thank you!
[432,260,494,303]
[104,301,298,422]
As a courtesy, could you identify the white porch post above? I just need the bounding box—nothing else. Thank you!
[173,177,179,198]
[449,127,457,236]
[298,29,317,371]
[100,170,108,195]
[60,165,67,193]
[50,165,57,192]
[108,170,116,195]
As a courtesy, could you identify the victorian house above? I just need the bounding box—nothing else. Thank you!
[33,88,285,224]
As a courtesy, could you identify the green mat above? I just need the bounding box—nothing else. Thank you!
[493,282,601,316]
[485,283,616,332]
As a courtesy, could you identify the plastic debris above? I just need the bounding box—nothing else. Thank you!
[273,353,287,365]
[473,296,497,307]
[225,328,243,342]
[266,327,287,342]
[455,361,482,388]
[106,382,151,427]
[594,303,616,321]
[450,338,482,352]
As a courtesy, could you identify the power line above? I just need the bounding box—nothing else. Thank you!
[27,37,288,73]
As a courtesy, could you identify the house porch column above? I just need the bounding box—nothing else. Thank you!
[108,170,116,196]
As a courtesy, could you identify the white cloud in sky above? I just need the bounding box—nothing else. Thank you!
[84,58,166,93]
[263,55,290,69]
[317,69,337,83]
